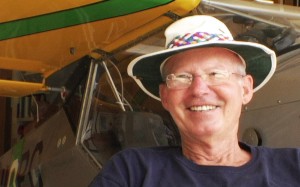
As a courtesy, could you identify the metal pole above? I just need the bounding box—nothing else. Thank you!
[101,61,126,111]
[75,59,98,145]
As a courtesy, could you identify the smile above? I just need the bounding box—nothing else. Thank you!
[189,105,217,112]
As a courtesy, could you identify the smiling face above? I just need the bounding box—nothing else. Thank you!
[159,47,253,143]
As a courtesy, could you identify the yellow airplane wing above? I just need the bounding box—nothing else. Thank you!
[0,0,201,97]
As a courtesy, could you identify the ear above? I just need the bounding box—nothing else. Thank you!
[242,75,254,105]
[159,84,170,111]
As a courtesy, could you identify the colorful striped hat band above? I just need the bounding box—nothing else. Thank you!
[166,32,232,49]
[160,32,245,74]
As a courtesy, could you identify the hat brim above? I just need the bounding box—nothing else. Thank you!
[127,41,276,100]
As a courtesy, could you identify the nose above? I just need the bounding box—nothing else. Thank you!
[188,76,210,95]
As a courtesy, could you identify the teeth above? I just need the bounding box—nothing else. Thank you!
[190,105,217,111]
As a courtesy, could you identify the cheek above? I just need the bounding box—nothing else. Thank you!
[161,90,185,111]
[215,84,244,105]
[163,93,179,110]
[160,85,173,111]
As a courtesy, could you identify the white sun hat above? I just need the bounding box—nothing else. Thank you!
[127,15,277,101]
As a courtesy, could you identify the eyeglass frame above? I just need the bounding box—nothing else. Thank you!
[163,70,246,90]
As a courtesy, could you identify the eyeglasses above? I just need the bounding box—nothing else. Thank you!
[164,70,245,90]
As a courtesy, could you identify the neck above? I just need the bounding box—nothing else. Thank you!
[181,138,251,166]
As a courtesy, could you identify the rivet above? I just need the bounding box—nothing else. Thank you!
[57,138,61,148]
[62,136,67,145]
[70,47,76,55]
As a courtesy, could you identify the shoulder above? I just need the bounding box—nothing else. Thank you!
[89,146,181,187]
[241,142,300,157]
[254,145,300,157]
[247,143,300,166]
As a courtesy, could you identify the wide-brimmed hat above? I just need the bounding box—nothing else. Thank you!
[127,15,276,101]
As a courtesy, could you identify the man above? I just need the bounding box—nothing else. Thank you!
[90,15,300,186]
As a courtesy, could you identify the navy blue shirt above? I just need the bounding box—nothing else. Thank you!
[90,143,300,186]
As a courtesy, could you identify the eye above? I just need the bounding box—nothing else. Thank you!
[208,71,228,79]
[174,73,193,82]
[176,73,192,79]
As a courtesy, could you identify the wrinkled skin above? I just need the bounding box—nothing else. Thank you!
[159,47,253,166]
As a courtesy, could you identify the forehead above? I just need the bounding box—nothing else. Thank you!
[163,47,243,72]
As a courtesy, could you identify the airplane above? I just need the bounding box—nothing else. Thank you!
[0,0,299,186]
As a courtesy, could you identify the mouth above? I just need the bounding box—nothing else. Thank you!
[189,105,218,112]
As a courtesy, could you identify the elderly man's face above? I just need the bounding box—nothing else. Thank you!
[159,47,253,142]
